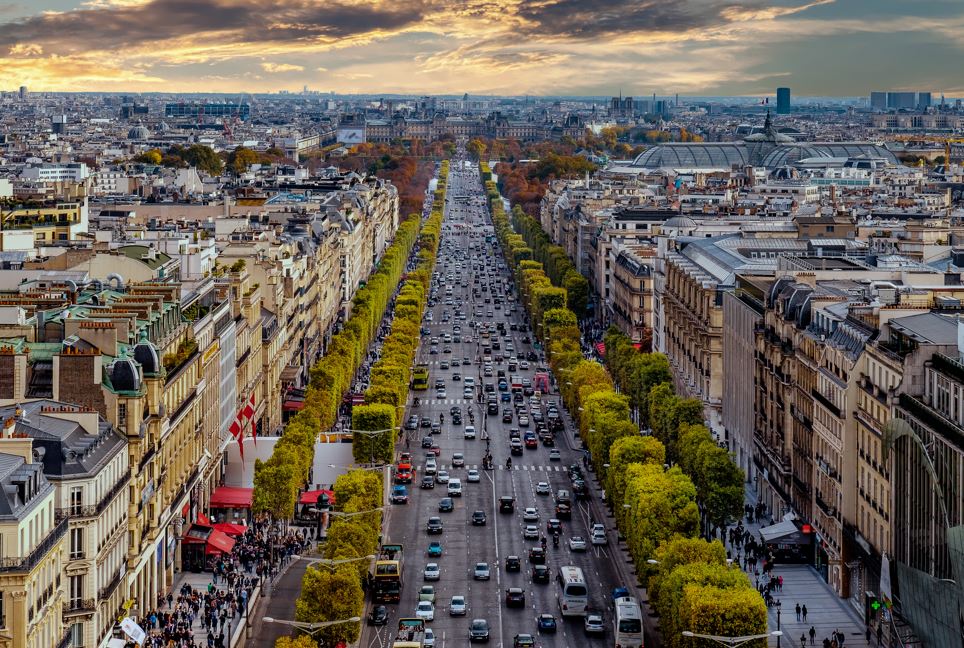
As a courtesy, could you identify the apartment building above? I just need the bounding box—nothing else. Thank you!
[609,244,656,346]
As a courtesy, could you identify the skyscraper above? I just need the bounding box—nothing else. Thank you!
[917,92,932,111]
[776,87,791,114]
[870,92,887,110]
[887,92,916,110]
[18,85,26,100]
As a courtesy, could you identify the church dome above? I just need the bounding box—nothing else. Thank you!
[128,125,150,140]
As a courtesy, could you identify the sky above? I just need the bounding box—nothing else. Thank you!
[0,0,962,96]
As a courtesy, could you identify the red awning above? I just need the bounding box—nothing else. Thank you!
[213,522,248,537]
[196,512,211,526]
[209,487,253,509]
[594,342,606,356]
[299,489,336,505]
[283,399,305,412]
[205,529,236,555]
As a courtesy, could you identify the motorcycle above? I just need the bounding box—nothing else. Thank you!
[552,535,559,548]
[413,397,420,408]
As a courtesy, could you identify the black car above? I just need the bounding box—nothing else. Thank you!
[472,510,487,526]
[421,417,432,429]
[469,619,490,642]
[368,605,389,625]
[505,555,521,571]
[505,588,526,608]
[502,409,513,423]
[421,475,436,489]
[427,517,444,534]
[499,496,515,513]
[546,518,562,535]
[421,436,434,448]
[528,546,546,564]
[487,402,499,415]
[438,497,454,512]
[532,564,550,584]
[526,351,538,361]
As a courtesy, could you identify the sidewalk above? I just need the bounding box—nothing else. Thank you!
[722,486,872,648]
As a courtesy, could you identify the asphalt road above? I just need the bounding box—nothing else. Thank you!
[361,158,631,648]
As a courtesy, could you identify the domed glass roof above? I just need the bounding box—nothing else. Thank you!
[632,144,748,169]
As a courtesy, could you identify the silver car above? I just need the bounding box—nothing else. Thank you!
[473,562,490,580]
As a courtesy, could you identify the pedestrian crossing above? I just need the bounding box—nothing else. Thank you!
[422,463,567,472]
[415,398,473,405]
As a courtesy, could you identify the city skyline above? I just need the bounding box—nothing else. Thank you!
[1,0,962,95]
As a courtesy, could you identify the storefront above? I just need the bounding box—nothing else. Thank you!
[180,523,237,572]
[759,520,814,564]
[209,486,253,523]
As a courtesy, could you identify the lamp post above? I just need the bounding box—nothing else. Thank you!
[681,630,783,647]
[293,554,376,571]
[263,615,362,638]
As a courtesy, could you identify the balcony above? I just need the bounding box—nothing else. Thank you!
[98,569,124,601]
[139,444,157,471]
[57,473,130,522]
[0,516,68,572]
[64,598,96,615]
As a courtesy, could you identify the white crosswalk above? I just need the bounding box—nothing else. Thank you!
[424,463,566,472]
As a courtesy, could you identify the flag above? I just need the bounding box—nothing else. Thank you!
[247,393,258,446]
[230,416,244,460]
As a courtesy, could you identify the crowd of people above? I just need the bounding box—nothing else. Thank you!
[122,521,311,648]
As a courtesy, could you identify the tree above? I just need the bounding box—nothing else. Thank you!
[562,269,589,317]
[623,464,699,564]
[252,460,298,520]
[274,636,318,648]
[350,403,396,464]
[229,146,260,174]
[179,144,224,175]
[676,585,767,648]
[295,566,363,646]
[467,138,487,161]
[134,149,162,165]
[333,469,383,512]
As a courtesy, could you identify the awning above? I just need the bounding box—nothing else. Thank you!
[594,342,606,356]
[283,399,305,412]
[197,512,211,526]
[209,486,253,509]
[280,366,301,383]
[299,489,336,505]
[213,522,248,537]
[759,520,810,545]
[204,529,236,555]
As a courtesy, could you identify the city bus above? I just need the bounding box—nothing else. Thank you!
[413,364,430,391]
[556,566,589,617]
[613,596,644,648]
[373,544,404,602]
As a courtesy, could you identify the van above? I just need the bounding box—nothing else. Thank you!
[556,489,571,506]
[447,479,463,497]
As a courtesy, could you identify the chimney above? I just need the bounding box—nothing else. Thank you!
[1,417,14,438]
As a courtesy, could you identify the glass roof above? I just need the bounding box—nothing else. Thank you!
[632,143,748,169]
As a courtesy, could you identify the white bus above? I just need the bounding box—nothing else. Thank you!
[613,597,644,648]
[557,566,589,616]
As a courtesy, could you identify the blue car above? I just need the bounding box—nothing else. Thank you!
[428,541,443,557]
[537,614,557,632]
[391,485,408,504]
[500,392,511,402]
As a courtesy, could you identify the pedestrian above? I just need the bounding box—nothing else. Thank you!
[810,626,816,645]
[801,634,807,648]
[802,604,808,621]
[796,603,802,621]
[779,575,784,591]
[865,627,871,643]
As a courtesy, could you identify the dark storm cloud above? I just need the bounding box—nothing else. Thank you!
[514,0,768,38]
[0,0,427,54]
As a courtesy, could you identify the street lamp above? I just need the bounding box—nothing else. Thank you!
[681,630,782,647]
[294,554,377,571]
[328,506,388,519]
[327,463,384,472]
[263,616,362,637]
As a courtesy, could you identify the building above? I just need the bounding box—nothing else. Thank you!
[887,92,917,110]
[917,92,932,111]
[870,92,888,111]
[21,164,89,184]
[776,87,791,114]
[164,102,250,121]
[609,245,656,347]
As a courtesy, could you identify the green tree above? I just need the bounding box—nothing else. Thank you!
[181,143,224,175]
[350,404,396,464]
[295,566,363,646]
[332,469,384,511]
[251,460,298,520]
[562,270,589,318]
[274,636,318,648]
[677,584,767,648]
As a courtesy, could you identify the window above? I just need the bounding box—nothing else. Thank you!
[69,528,84,560]
[69,575,84,605]
[69,487,83,515]
[70,621,84,647]
[117,403,127,426]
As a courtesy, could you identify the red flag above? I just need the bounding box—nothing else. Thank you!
[241,393,255,420]
[230,416,244,459]
[249,393,258,446]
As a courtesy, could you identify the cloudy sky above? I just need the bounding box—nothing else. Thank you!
[1,0,962,96]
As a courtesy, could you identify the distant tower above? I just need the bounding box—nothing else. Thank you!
[776,87,791,114]
[18,86,27,101]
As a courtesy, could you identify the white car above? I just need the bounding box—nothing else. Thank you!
[520,360,530,370]
[436,389,446,398]
[524,524,539,539]
[518,415,530,427]
[424,627,436,647]
[467,469,481,483]
[424,563,441,581]
[424,458,437,475]
[569,536,587,551]
[449,595,467,616]
[474,562,490,580]
[463,387,474,398]
[464,425,477,439]
[416,601,435,621]
[591,524,608,545]
[436,470,450,484]
[523,507,539,521]
[536,481,551,495]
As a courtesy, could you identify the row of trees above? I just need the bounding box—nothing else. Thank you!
[292,468,384,647]
[132,144,289,175]
[250,161,448,521]
[482,161,765,644]
[351,162,448,461]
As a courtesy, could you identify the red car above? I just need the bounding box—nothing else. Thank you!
[430,443,441,456]
[523,435,538,449]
